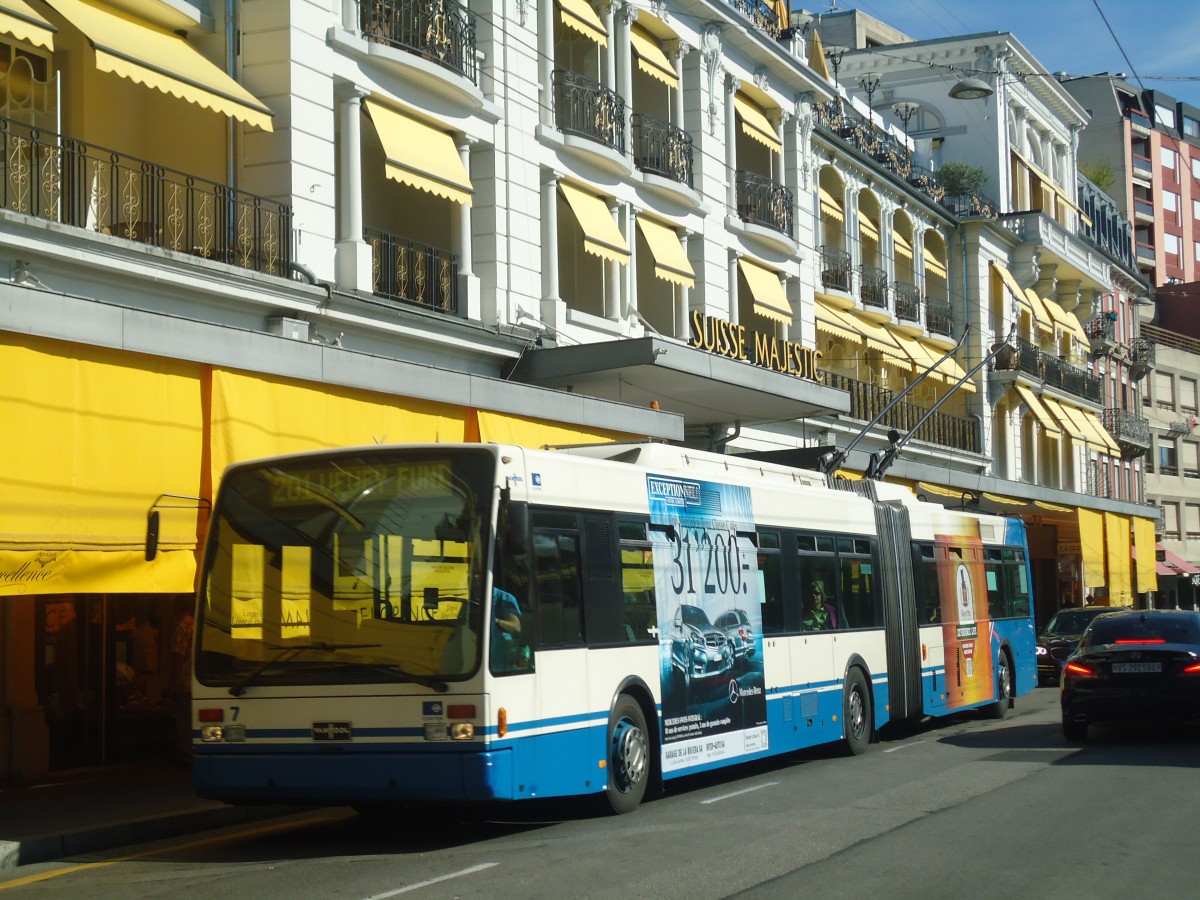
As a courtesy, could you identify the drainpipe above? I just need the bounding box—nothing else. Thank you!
[227,0,237,192]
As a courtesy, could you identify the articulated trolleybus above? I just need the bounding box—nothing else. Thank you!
[192,442,1036,813]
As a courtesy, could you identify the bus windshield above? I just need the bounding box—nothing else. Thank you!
[196,449,496,689]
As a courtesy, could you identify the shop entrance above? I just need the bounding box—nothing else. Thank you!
[36,594,189,770]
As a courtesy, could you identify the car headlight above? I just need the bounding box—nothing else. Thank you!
[1036,645,1047,656]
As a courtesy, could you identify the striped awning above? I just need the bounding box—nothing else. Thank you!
[636,215,693,288]
[559,0,607,45]
[366,99,473,205]
[631,24,676,88]
[734,93,782,152]
[0,0,55,49]
[1012,383,1062,437]
[738,257,791,323]
[559,181,629,263]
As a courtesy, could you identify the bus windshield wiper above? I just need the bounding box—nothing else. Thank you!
[356,664,449,693]
[228,642,382,697]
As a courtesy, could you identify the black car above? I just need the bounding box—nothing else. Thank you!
[1060,609,1200,741]
[1036,607,1113,685]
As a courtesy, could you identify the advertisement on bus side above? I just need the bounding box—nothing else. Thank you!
[647,474,768,772]
[934,533,995,710]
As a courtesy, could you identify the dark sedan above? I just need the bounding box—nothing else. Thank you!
[1060,609,1200,741]
[1036,607,1113,685]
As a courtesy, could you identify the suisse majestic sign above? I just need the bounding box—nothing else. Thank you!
[688,311,824,382]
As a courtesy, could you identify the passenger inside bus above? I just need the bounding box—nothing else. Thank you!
[491,586,526,672]
[803,585,837,631]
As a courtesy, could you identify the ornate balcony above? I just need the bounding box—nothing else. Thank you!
[907,165,946,205]
[0,116,291,277]
[925,297,953,338]
[553,70,625,155]
[1086,314,1117,355]
[825,372,979,454]
[735,170,793,237]
[1103,408,1150,460]
[859,264,889,313]
[366,226,459,315]
[724,0,785,38]
[819,245,852,293]
[1130,336,1156,379]
[893,281,921,325]
[631,112,693,187]
[990,335,1104,405]
[359,0,478,84]
[941,191,1000,219]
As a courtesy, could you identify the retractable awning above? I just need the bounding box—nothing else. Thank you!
[734,93,782,152]
[1160,545,1200,575]
[1058,401,1121,454]
[1078,508,1106,590]
[1132,518,1157,593]
[992,262,1052,335]
[893,230,913,259]
[1011,383,1062,436]
[916,335,974,391]
[0,0,55,49]
[46,0,273,131]
[924,248,947,279]
[1040,396,1090,443]
[819,187,844,222]
[859,215,880,243]
[636,215,694,288]
[815,299,861,342]
[1105,512,1133,605]
[559,181,629,263]
[738,257,791,323]
[365,99,473,206]
[559,0,606,45]
[631,24,677,88]
[843,309,909,365]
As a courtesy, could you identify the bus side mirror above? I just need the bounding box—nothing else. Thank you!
[504,501,530,556]
[145,510,161,561]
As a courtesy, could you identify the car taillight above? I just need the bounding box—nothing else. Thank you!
[1183,663,1200,674]
[1115,638,1165,644]
[1064,661,1098,678]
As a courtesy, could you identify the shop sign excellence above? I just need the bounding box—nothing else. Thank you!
[688,312,823,381]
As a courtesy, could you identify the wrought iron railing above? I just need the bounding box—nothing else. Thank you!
[552,69,625,154]
[0,116,291,276]
[942,191,1000,219]
[991,335,1104,404]
[366,226,458,315]
[820,245,852,293]
[1131,336,1156,376]
[723,0,784,38]
[894,281,921,323]
[824,372,979,453]
[859,264,889,312]
[1103,408,1150,449]
[907,165,946,204]
[631,112,693,187]
[1085,315,1116,344]
[1085,460,1112,498]
[359,0,478,84]
[926,297,953,337]
[735,170,793,237]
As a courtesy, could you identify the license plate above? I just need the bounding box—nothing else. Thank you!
[1112,662,1161,674]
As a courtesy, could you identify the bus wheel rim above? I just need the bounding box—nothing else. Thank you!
[612,717,648,792]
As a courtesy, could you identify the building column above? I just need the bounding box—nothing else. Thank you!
[728,250,741,324]
[454,139,479,321]
[541,171,561,312]
[726,75,739,212]
[539,0,555,126]
[335,87,372,292]
[678,232,691,338]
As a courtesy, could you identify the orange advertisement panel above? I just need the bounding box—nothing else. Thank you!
[935,534,995,710]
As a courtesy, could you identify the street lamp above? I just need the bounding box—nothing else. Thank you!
[824,44,848,89]
[891,101,920,140]
[948,74,994,100]
[858,72,882,112]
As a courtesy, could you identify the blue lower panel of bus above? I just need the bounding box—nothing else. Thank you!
[194,746,513,805]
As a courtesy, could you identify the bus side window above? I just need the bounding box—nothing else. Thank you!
[618,520,658,644]
[758,532,783,635]
[532,525,584,647]
[915,543,939,623]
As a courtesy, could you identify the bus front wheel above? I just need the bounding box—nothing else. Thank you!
[983,650,1013,720]
[604,695,651,814]
[842,669,872,756]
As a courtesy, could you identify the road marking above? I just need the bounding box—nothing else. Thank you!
[362,863,499,898]
[883,740,927,753]
[0,810,349,891]
[700,781,779,804]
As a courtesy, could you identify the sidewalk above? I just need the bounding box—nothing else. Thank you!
[0,762,301,870]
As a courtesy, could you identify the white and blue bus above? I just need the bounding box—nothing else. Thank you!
[190,442,1036,813]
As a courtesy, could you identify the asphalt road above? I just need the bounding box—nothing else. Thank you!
[4,687,1197,899]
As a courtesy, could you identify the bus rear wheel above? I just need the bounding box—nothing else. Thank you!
[604,695,651,814]
[842,669,872,756]
[983,650,1013,719]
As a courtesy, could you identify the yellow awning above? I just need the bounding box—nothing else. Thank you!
[819,186,844,222]
[1057,402,1120,454]
[980,492,1033,515]
[815,299,862,342]
[637,215,694,288]
[209,368,468,489]
[0,334,204,595]
[1133,516,1158,594]
[918,337,975,391]
[992,261,1052,336]
[365,99,473,206]
[894,230,913,259]
[1040,396,1090,443]
[1056,304,1090,344]
[845,309,909,364]
[1078,508,1106,589]
[559,0,607,45]
[734,93,782,152]
[630,24,677,88]
[1105,512,1133,605]
[924,251,947,279]
[559,181,630,263]
[738,257,791,323]
[889,332,945,382]
[46,0,273,131]
[807,27,831,80]
[1012,148,1080,211]
[916,481,979,507]
[859,215,880,243]
[1012,383,1062,436]
[1024,288,1060,337]
[470,410,629,446]
[0,0,55,49]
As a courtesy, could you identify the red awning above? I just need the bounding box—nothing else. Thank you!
[1159,545,1200,575]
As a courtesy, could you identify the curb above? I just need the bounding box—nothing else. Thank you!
[1,803,299,870]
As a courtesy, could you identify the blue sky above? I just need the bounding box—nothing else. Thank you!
[837,0,1200,110]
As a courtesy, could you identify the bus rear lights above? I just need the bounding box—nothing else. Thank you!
[447,704,476,719]
[498,707,508,738]
[200,724,246,742]
[424,723,449,741]
[450,723,475,740]
[198,708,224,722]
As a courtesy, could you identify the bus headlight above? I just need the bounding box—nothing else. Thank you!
[201,724,246,742]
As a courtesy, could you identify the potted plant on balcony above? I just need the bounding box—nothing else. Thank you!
[936,161,988,199]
